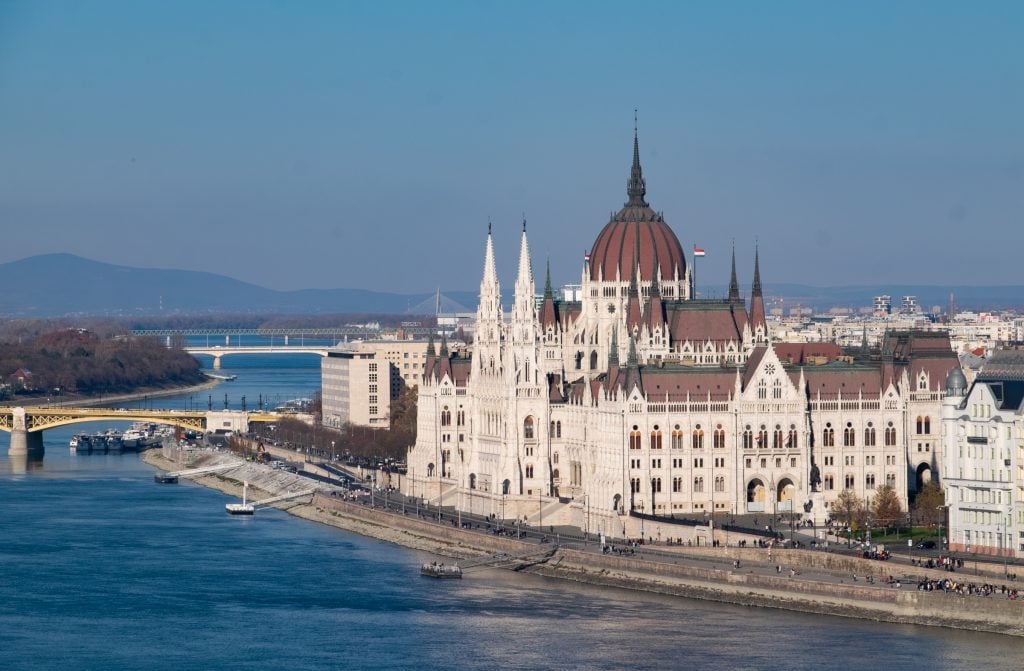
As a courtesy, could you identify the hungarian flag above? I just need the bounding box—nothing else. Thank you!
[693,247,706,257]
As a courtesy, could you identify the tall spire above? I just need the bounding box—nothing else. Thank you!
[544,257,553,299]
[752,243,763,298]
[626,334,638,368]
[626,110,648,207]
[608,326,619,368]
[515,219,534,288]
[728,240,740,302]
[482,222,498,287]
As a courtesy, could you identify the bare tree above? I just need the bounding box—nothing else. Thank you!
[831,489,863,531]
[913,482,946,528]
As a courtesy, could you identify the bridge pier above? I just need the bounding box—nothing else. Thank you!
[9,429,44,456]
[213,355,222,370]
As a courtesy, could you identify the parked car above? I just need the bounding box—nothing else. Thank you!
[915,540,936,549]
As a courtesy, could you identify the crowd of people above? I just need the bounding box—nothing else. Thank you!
[917,577,1020,599]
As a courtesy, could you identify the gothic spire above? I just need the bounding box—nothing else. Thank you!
[544,257,553,299]
[482,222,498,287]
[626,334,638,368]
[515,219,534,288]
[728,240,740,302]
[626,111,648,207]
[752,243,763,298]
[426,334,435,357]
[609,326,619,368]
[439,335,448,357]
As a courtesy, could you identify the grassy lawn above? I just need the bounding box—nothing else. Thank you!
[859,527,943,545]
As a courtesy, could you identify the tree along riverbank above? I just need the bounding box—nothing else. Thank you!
[141,448,1024,638]
[5,377,221,409]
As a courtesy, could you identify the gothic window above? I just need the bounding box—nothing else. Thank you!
[651,477,662,493]
[845,474,855,489]
[714,476,725,493]
[427,462,435,477]
[915,416,923,434]
[629,427,642,450]
[866,473,876,489]
[502,479,511,495]
[694,477,704,493]
[757,379,767,400]
[743,426,753,450]
[671,425,683,450]
[885,422,897,446]
[772,425,783,449]
[786,425,798,448]
[713,425,726,449]
[523,416,535,440]
[864,423,876,447]
[772,379,782,399]
[575,352,583,369]
[651,427,663,450]
[843,422,855,447]
[757,425,768,448]
[550,421,557,438]
[630,478,641,494]
[923,416,931,434]
[590,351,598,370]
[691,425,704,450]
[886,473,896,488]
[457,410,465,426]
[525,465,534,478]
[673,477,683,493]
[823,423,834,447]
[441,406,451,426]
[824,475,834,490]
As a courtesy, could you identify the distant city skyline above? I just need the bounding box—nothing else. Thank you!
[1,1,1021,293]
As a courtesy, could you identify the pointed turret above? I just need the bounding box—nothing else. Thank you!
[728,241,741,303]
[426,334,436,357]
[476,224,502,347]
[749,244,767,342]
[511,220,537,342]
[623,335,643,396]
[540,257,560,330]
[626,112,648,207]
[608,326,619,368]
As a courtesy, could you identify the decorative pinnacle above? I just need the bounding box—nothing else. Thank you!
[728,240,740,302]
[752,243,762,298]
[609,326,619,368]
[544,257,553,299]
[626,112,648,206]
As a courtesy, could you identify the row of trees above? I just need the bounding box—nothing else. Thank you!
[0,327,205,397]
[259,386,418,463]
[830,482,946,534]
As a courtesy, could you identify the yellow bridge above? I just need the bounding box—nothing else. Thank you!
[0,406,283,455]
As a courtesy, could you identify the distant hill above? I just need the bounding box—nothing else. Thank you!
[0,254,1019,317]
[0,254,474,317]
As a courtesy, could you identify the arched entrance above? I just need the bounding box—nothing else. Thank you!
[746,479,766,512]
[612,493,622,514]
[777,478,795,512]
[916,462,933,491]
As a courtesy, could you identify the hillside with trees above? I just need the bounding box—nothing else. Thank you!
[0,326,205,399]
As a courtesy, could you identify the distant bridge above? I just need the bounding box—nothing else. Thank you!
[185,345,331,369]
[0,406,284,456]
[132,326,435,340]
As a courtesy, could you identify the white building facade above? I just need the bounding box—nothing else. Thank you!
[405,132,958,535]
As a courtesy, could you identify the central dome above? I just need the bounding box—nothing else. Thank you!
[588,132,687,282]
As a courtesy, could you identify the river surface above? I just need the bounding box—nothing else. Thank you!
[2,354,1023,670]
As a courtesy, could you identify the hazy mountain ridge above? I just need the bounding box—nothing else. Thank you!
[0,254,1019,316]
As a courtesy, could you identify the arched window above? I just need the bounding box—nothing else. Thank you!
[885,421,897,446]
[757,379,767,400]
[786,425,798,448]
[427,463,435,477]
[823,423,834,447]
[757,425,768,448]
[556,421,562,438]
[671,425,683,450]
[742,426,753,450]
[714,476,725,493]
[629,426,642,450]
[923,416,931,434]
[575,351,583,369]
[550,421,557,438]
[692,425,704,450]
[824,474,834,490]
[772,424,783,449]
[469,473,476,489]
[441,406,451,426]
[864,422,876,447]
[502,478,511,495]
[523,416,535,440]
[843,422,855,447]
[694,477,704,493]
[525,465,534,478]
[650,427,663,450]
[772,379,782,399]
[886,473,896,488]
[713,425,726,448]
[590,351,598,369]
[915,416,923,434]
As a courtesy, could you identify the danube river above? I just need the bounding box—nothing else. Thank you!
[2,353,1023,670]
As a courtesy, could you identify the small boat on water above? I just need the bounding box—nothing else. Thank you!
[226,480,255,515]
[420,562,463,579]
[154,473,179,484]
[69,434,87,450]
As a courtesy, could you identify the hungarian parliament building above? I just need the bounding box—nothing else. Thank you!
[405,132,959,535]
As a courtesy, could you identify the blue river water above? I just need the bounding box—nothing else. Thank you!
[2,354,1023,670]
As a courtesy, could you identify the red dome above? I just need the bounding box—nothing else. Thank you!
[589,207,686,282]
[589,128,687,282]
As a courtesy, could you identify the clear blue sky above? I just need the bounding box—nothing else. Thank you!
[1,1,1021,294]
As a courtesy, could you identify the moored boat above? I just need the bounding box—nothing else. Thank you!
[226,480,255,515]
[420,562,463,579]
